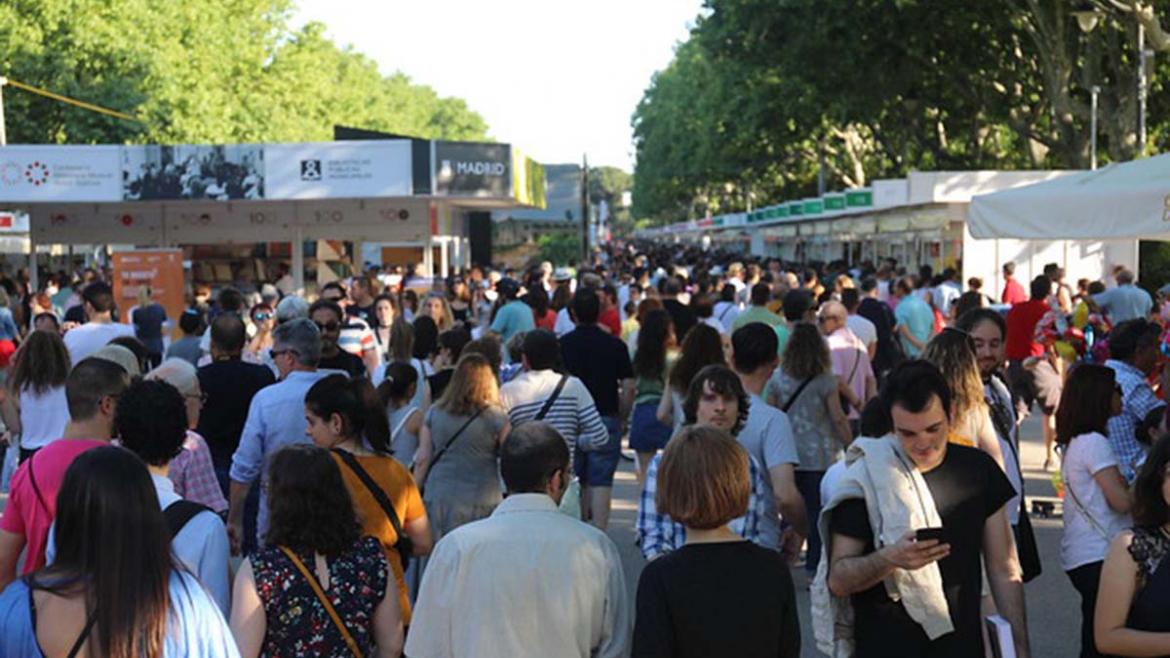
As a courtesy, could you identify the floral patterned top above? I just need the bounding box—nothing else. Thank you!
[252,536,389,657]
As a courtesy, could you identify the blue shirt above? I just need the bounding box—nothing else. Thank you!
[894,295,933,357]
[1094,285,1153,324]
[230,369,333,543]
[0,308,17,341]
[490,300,535,348]
[0,571,239,658]
[1105,359,1165,482]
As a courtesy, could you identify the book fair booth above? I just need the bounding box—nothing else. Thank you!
[0,138,547,299]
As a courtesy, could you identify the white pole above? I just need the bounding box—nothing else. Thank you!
[292,226,305,296]
[1138,23,1149,155]
[1091,85,1100,170]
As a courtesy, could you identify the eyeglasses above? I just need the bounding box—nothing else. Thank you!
[314,321,341,332]
[269,348,299,360]
[253,312,273,322]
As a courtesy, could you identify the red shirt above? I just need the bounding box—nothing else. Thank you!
[599,307,622,337]
[1005,299,1048,360]
[534,309,557,331]
[1002,277,1027,306]
[0,439,107,574]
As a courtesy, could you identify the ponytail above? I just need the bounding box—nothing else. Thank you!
[306,374,393,455]
[376,361,419,410]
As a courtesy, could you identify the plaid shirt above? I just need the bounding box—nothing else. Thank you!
[635,451,767,559]
[1105,360,1165,482]
[169,430,229,513]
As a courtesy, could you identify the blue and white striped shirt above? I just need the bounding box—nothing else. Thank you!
[500,369,609,454]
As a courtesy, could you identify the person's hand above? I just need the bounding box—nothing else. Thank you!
[878,531,950,571]
[61,321,79,334]
[779,528,804,564]
[227,520,244,556]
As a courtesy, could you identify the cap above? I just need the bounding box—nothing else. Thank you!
[552,267,573,282]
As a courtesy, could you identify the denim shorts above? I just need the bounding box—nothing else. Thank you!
[628,401,673,452]
[573,416,623,487]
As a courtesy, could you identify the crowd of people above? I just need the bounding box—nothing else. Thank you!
[0,242,1166,657]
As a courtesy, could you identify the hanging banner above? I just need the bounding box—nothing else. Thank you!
[265,141,412,199]
[111,249,186,330]
[0,145,122,202]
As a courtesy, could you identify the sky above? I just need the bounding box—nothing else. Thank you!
[291,0,704,172]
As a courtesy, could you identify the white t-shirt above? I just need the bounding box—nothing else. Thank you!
[1060,431,1132,570]
[19,386,69,450]
[554,307,575,336]
[63,321,136,365]
[846,314,877,349]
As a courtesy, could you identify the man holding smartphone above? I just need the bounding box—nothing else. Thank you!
[823,360,1029,658]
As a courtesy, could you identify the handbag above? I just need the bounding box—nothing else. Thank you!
[331,449,414,571]
[279,546,363,658]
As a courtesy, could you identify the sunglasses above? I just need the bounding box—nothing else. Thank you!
[253,312,273,322]
[269,348,299,360]
[315,321,341,332]
[321,295,343,303]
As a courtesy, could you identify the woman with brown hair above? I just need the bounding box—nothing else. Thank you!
[922,327,1006,469]
[630,308,677,483]
[414,353,511,542]
[656,323,725,433]
[1057,363,1131,658]
[0,446,236,657]
[766,322,852,577]
[0,329,70,463]
[633,425,800,658]
[422,293,455,333]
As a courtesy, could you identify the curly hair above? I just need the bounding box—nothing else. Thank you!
[10,329,70,395]
[682,364,750,435]
[782,322,830,380]
[115,379,187,467]
[264,444,360,557]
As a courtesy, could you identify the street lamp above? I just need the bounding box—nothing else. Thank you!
[1073,4,1153,155]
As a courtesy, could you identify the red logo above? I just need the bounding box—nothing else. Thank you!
[24,162,49,186]
[120,214,134,227]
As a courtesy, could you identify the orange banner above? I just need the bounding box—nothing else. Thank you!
[111,249,186,333]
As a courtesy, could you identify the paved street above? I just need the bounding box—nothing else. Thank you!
[605,412,1078,658]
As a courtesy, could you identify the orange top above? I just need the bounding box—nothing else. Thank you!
[332,452,427,625]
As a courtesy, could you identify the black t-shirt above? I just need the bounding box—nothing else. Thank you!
[196,359,277,469]
[662,299,697,342]
[428,369,454,401]
[633,541,800,658]
[858,297,900,373]
[318,350,366,379]
[559,325,634,417]
[829,444,1015,658]
[347,304,375,324]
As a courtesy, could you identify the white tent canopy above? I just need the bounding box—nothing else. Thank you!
[967,156,1170,239]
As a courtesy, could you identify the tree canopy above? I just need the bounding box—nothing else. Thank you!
[0,0,488,145]
[632,0,1170,223]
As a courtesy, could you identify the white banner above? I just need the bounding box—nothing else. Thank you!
[265,141,412,200]
[0,145,122,202]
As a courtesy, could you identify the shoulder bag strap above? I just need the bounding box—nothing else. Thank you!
[278,546,363,658]
[534,375,570,421]
[164,499,212,539]
[1062,465,1111,541]
[390,407,418,443]
[783,376,815,413]
[65,609,99,658]
[718,303,733,321]
[331,450,411,569]
[427,407,485,474]
[26,451,50,515]
[845,348,861,384]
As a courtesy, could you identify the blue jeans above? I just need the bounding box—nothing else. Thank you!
[573,416,623,487]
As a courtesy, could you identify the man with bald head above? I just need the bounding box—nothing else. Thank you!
[819,301,875,434]
[197,312,276,496]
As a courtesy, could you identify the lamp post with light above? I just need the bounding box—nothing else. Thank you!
[1073,4,1154,156]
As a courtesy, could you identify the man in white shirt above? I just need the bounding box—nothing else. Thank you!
[62,282,135,365]
[407,421,630,658]
[841,288,877,360]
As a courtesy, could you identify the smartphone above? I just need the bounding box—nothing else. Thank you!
[915,527,946,543]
